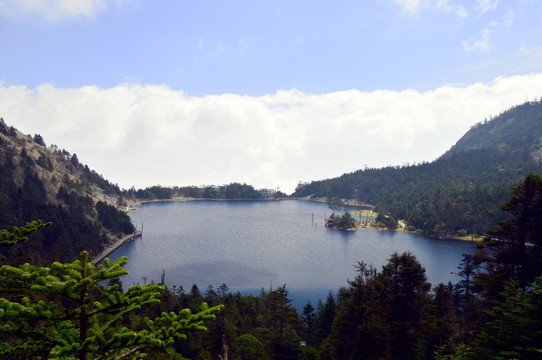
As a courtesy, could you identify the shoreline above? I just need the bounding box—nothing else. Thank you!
[124,196,321,211]
[123,197,481,242]
[90,230,142,265]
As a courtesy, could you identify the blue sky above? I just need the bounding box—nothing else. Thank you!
[2,0,541,95]
[1,0,542,193]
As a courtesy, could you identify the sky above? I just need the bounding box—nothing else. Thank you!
[1,0,542,193]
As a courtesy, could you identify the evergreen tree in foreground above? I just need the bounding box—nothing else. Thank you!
[0,221,223,359]
[439,173,542,359]
[331,253,437,360]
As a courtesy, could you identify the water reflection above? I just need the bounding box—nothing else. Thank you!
[107,200,476,307]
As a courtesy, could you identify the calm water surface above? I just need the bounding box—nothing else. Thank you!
[107,200,476,307]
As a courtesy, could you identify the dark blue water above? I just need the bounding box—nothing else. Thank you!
[106,200,476,309]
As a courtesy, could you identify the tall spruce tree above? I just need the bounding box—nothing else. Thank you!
[261,285,302,360]
[0,222,223,359]
[468,277,542,360]
[494,172,542,287]
[475,173,542,303]
[331,253,435,360]
[331,262,387,359]
[441,173,542,359]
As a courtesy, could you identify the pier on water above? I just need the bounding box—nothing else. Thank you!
[90,229,142,265]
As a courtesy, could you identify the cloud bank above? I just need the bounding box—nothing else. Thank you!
[1,73,542,193]
[0,0,122,20]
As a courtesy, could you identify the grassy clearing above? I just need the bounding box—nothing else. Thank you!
[351,209,378,218]
[455,235,484,242]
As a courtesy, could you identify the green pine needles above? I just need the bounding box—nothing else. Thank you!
[0,223,223,359]
[0,220,51,247]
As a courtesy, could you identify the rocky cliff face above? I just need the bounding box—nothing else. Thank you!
[0,118,133,264]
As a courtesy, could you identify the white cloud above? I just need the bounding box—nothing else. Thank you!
[392,0,429,16]
[2,74,542,193]
[237,39,252,55]
[0,0,123,20]
[435,0,468,19]
[476,0,498,16]
[462,28,491,51]
[393,0,468,18]
[503,9,515,26]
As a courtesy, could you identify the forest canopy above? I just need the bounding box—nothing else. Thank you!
[0,173,541,359]
[294,100,542,237]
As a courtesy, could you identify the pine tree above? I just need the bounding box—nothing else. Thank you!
[495,172,542,286]
[331,262,387,359]
[0,222,223,359]
[455,254,477,307]
[468,277,542,359]
[301,301,315,345]
[0,220,50,248]
[261,285,302,360]
[475,173,542,304]
[313,291,336,346]
[377,252,434,359]
[331,253,435,359]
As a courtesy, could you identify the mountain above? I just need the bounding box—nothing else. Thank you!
[2,99,541,260]
[0,118,134,265]
[443,100,542,161]
[293,100,542,236]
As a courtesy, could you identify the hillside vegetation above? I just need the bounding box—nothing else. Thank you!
[293,100,542,236]
[0,118,134,265]
[2,174,541,359]
[1,104,542,358]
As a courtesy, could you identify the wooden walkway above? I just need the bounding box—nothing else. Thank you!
[90,230,142,265]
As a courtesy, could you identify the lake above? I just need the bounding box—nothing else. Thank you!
[106,200,476,309]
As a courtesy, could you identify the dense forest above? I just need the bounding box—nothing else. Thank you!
[0,117,287,265]
[293,100,542,237]
[165,172,542,360]
[0,118,133,265]
[1,173,541,359]
[127,183,286,202]
[1,101,542,358]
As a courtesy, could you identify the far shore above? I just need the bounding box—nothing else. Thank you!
[124,195,332,211]
[126,196,372,209]
[121,196,482,243]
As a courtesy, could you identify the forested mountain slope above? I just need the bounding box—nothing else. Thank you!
[0,118,134,265]
[443,100,542,160]
[293,100,542,236]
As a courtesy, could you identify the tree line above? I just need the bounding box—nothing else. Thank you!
[1,173,541,359]
[126,183,286,201]
[293,101,542,237]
